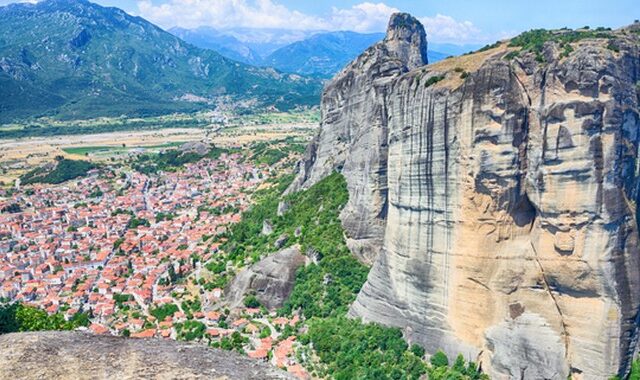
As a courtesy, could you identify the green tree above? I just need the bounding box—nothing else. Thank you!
[168,264,178,284]
[243,295,261,308]
[410,344,426,358]
[150,303,178,321]
[430,350,449,367]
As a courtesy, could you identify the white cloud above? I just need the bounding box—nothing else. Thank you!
[137,0,326,30]
[137,0,487,43]
[419,14,483,44]
[0,0,38,5]
[327,2,399,32]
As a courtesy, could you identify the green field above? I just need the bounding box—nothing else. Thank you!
[0,110,319,140]
[62,146,117,155]
[0,116,208,139]
[62,142,186,156]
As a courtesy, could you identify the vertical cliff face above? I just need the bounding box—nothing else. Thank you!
[292,14,640,380]
[287,13,427,264]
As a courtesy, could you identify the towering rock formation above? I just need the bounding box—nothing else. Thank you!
[287,13,428,264]
[291,13,640,379]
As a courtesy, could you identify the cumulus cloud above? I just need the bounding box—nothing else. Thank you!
[420,14,484,44]
[137,0,325,30]
[327,2,399,32]
[137,0,486,43]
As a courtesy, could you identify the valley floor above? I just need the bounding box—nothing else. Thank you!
[0,120,317,185]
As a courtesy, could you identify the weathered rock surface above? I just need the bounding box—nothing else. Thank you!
[291,12,640,380]
[0,331,294,379]
[262,219,274,235]
[274,234,289,249]
[277,200,290,216]
[287,12,428,265]
[225,245,306,310]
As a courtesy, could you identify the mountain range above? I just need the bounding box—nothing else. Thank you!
[0,0,483,123]
[170,27,476,77]
[168,26,317,64]
[0,0,322,123]
[262,31,386,77]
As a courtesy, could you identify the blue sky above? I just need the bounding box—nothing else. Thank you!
[2,0,639,44]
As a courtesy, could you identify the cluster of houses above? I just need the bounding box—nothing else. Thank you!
[0,150,312,378]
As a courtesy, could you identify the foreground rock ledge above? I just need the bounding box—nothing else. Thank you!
[0,331,294,380]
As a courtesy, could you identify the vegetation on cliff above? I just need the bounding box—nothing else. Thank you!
[302,316,426,379]
[502,27,616,62]
[205,171,486,379]
[212,173,295,264]
[210,172,369,317]
[299,315,488,379]
[249,137,307,166]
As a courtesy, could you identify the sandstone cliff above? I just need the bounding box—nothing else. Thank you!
[291,13,640,379]
[287,12,428,264]
[0,331,294,379]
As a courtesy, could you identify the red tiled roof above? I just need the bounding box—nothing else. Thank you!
[131,329,156,338]
[90,323,110,335]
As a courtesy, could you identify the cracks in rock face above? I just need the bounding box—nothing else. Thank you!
[511,67,532,108]
[519,366,528,380]
[511,62,572,363]
[530,240,570,359]
[466,277,491,291]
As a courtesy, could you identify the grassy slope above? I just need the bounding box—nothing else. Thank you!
[207,172,487,379]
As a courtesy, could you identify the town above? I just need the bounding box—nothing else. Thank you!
[0,147,310,379]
